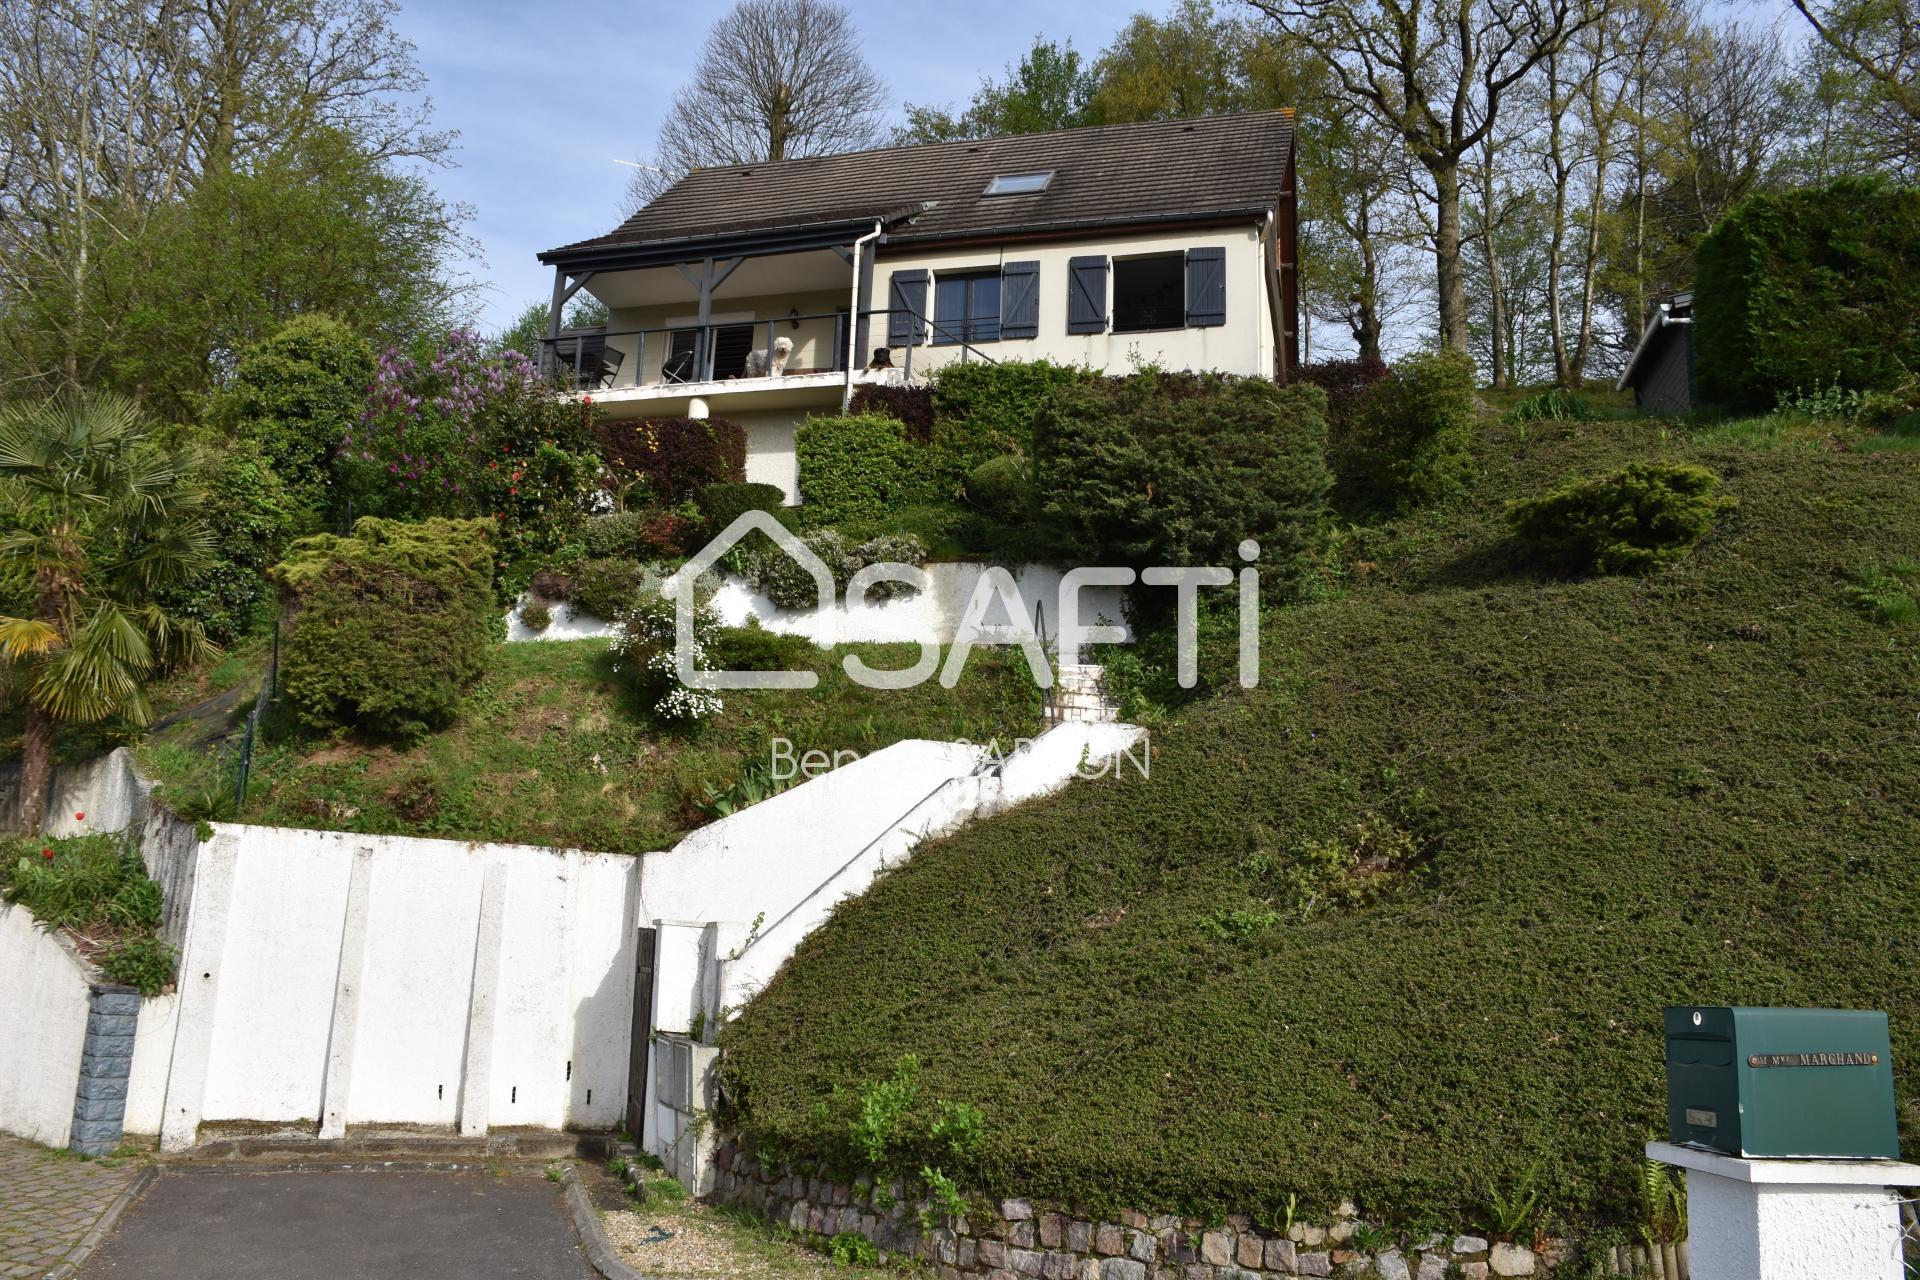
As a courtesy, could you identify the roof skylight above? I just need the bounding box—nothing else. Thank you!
[982,171,1054,197]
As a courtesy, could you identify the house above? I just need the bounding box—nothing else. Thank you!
[536,111,1300,500]
[1618,292,1695,415]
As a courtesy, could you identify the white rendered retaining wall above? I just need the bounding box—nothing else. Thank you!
[151,826,639,1150]
[507,561,1133,648]
[0,905,94,1147]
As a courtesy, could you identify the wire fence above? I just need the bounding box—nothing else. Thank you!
[227,619,279,811]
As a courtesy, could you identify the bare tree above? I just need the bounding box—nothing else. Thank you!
[1248,0,1597,354]
[624,0,887,211]
[1792,0,1920,123]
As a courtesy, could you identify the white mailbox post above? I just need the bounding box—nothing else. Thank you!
[1647,1141,1919,1280]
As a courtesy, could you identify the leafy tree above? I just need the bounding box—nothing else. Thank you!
[495,296,612,365]
[623,0,888,210]
[0,393,215,833]
[898,38,1096,143]
[1792,0,1920,125]
[0,1,457,410]
[208,314,375,522]
[1251,0,1596,354]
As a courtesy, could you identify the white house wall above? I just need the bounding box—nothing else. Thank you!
[873,223,1274,378]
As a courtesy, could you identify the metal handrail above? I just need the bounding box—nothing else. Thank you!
[1034,598,1057,725]
[539,304,1000,392]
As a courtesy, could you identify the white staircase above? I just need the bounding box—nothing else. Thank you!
[1051,663,1119,724]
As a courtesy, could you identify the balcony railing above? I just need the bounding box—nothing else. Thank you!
[539,306,996,393]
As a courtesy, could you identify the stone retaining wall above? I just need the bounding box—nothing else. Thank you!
[708,1142,1566,1279]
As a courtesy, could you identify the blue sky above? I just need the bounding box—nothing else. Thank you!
[391,0,1170,333]
[392,0,1801,335]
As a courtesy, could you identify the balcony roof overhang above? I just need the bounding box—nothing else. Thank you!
[538,206,926,274]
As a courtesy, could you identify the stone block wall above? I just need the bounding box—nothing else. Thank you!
[708,1141,1566,1279]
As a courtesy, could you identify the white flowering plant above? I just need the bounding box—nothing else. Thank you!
[611,574,724,724]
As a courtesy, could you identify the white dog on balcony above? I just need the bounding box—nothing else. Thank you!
[742,335,793,377]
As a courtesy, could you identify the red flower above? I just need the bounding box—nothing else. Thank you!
[41,848,52,859]
[73,811,84,821]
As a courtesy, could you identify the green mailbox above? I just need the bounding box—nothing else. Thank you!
[1665,1006,1901,1159]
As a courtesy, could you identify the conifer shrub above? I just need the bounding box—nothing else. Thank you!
[1507,461,1735,575]
[1353,349,1478,508]
[1695,179,1920,411]
[965,454,1030,523]
[1033,372,1331,577]
[931,359,1093,468]
[275,517,494,738]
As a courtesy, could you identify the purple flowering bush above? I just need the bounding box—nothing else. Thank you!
[336,329,601,576]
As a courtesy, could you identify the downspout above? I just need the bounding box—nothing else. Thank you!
[1258,210,1274,380]
[843,220,885,411]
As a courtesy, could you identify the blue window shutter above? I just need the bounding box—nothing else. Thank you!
[1067,256,1109,334]
[1186,246,1226,327]
[887,270,930,346]
[1000,260,1040,339]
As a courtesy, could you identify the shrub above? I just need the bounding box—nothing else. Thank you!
[794,413,946,524]
[1034,373,1332,577]
[102,935,177,995]
[849,384,935,442]
[570,557,651,620]
[581,508,691,560]
[528,567,573,602]
[160,437,304,645]
[695,482,790,537]
[611,586,724,723]
[1353,349,1479,508]
[209,313,374,519]
[274,517,495,738]
[931,359,1092,467]
[709,620,817,672]
[1695,179,1920,411]
[597,417,747,503]
[334,328,601,573]
[1507,461,1735,575]
[745,530,927,608]
[1297,356,1390,450]
[1507,388,1596,422]
[520,600,553,633]
[966,454,1030,523]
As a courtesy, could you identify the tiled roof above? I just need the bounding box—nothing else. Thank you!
[542,110,1294,261]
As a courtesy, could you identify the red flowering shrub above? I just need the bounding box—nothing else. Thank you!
[596,417,746,503]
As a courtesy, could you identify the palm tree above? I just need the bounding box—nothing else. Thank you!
[0,392,215,832]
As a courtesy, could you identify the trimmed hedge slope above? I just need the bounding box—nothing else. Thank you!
[718,420,1920,1232]
[1695,179,1920,410]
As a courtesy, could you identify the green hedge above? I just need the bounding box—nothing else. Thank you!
[209,313,373,520]
[931,359,1092,468]
[696,482,791,537]
[1033,373,1331,576]
[275,517,494,739]
[1695,179,1920,411]
[1353,349,1478,508]
[794,413,947,525]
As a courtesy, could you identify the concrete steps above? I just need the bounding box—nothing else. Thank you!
[1050,663,1119,725]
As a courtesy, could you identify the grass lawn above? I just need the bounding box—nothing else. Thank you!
[716,416,1920,1239]
[140,635,1042,853]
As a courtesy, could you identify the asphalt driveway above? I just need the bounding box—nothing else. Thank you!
[75,1165,596,1280]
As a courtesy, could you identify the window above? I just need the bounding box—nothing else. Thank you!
[933,271,1001,345]
[983,171,1053,197]
[1111,254,1186,333]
